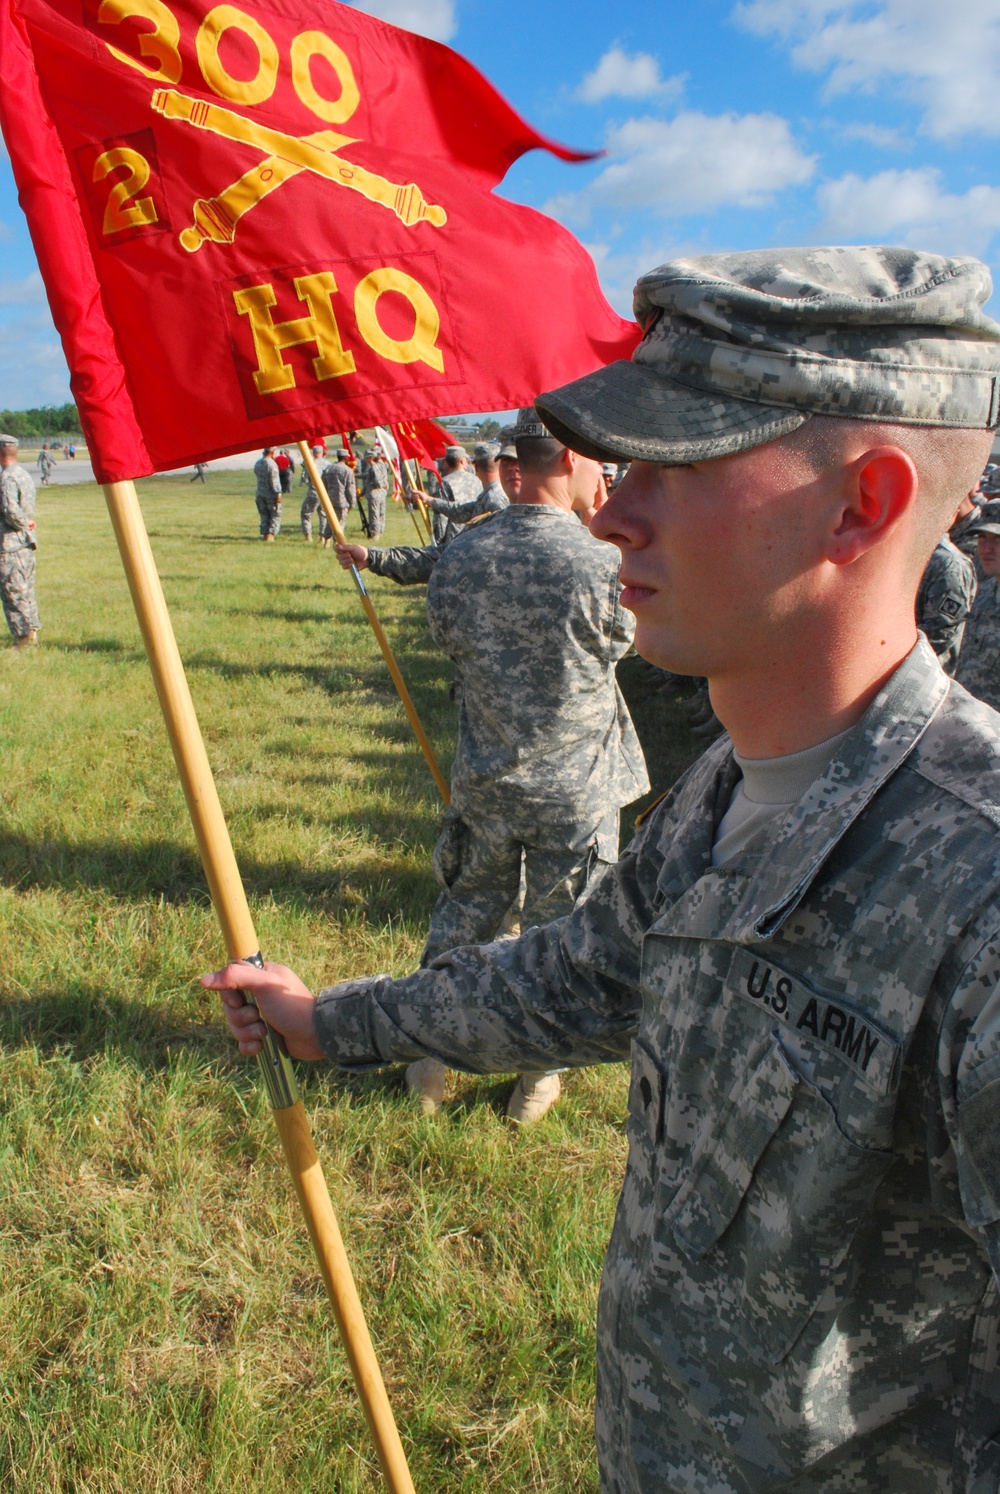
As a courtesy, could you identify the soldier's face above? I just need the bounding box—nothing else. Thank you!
[977,533,1000,576]
[590,441,821,675]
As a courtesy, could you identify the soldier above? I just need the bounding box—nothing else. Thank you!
[319,448,357,546]
[362,444,391,540]
[951,486,985,569]
[421,441,507,533]
[955,498,1000,709]
[339,406,647,1121]
[253,447,281,541]
[601,462,618,493]
[37,444,55,486]
[496,427,522,501]
[431,443,480,543]
[0,434,40,647]
[208,248,1000,1490]
[916,531,977,672]
[299,443,326,541]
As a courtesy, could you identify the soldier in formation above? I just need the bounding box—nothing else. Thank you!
[209,246,1000,1491]
[431,443,480,543]
[299,444,326,542]
[495,427,521,500]
[915,530,977,672]
[956,498,1000,709]
[361,444,391,540]
[0,434,40,647]
[253,448,281,541]
[342,407,648,1121]
[321,448,357,544]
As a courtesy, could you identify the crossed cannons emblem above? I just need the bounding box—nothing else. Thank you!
[151,88,448,253]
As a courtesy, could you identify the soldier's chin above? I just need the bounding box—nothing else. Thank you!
[633,630,701,674]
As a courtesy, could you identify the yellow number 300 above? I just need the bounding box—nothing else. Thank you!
[97,0,360,126]
[93,145,160,235]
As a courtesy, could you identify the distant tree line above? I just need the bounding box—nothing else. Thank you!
[0,403,82,439]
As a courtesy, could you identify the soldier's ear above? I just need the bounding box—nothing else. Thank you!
[825,447,918,567]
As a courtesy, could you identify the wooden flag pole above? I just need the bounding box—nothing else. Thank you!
[102,477,417,1494]
[408,462,434,544]
[297,442,450,805]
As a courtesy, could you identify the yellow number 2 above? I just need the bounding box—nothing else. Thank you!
[93,146,160,236]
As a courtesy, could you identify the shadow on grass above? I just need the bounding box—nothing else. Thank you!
[0,829,436,918]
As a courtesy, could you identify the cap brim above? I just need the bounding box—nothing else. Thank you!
[535,360,810,465]
[973,524,1000,537]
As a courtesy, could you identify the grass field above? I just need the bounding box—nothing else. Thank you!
[0,471,703,1493]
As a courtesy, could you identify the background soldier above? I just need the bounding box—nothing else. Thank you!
[0,434,40,647]
[496,427,522,500]
[955,498,1000,708]
[37,445,55,486]
[299,444,326,541]
[209,247,1000,1492]
[916,530,977,672]
[432,443,480,543]
[362,445,391,540]
[253,447,281,541]
[319,448,357,547]
[422,441,507,534]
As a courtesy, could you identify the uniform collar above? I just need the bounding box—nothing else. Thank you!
[655,639,950,944]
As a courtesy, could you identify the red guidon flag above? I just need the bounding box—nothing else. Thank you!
[393,417,452,471]
[0,0,641,483]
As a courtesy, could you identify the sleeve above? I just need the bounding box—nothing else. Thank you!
[0,470,32,531]
[425,494,482,523]
[269,460,281,495]
[367,544,440,584]
[347,469,357,505]
[312,813,666,1073]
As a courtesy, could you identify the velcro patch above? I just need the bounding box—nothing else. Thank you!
[730,950,902,1096]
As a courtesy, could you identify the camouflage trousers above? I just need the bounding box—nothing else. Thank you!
[0,546,40,637]
[302,493,349,540]
[255,494,281,536]
[365,489,387,539]
[300,491,319,537]
[421,805,618,966]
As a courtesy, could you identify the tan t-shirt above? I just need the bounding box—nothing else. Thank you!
[712,727,853,868]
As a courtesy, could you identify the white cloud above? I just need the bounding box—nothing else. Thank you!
[546,110,815,224]
[837,122,909,151]
[0,271,46,307]
[345,0,456,41]
[577,47,684,104]
[0,310,70,407]
[585,238,701,316]
[736,0,1000,140]
[817,167,1000,259]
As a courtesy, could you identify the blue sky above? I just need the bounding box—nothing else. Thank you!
[3,0,1000,411]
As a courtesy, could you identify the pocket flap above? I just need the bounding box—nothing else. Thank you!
[670,1038,799,1260]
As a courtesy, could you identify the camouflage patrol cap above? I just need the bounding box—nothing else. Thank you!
[336,447,348,459]
[472,441,500,463]
[512,406,553,441]
[445,444,466,460]
[970,499,1000,537]
[535,247,1000,465]
[0,433,19,445]
[496,425,518,459]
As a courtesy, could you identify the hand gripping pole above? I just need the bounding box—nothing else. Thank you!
[102,478,417,1494]
[298,442,450,805]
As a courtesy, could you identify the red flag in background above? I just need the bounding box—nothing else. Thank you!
[0,0,640,484]
[393,418,452,471]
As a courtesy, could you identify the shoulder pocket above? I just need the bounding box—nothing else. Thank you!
[657,1036,896,1365]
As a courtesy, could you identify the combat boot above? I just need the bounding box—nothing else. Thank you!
[405,1057,446,1115]
[507,1073,561,1124]
[13,630,37,648]
[264,533,275,543]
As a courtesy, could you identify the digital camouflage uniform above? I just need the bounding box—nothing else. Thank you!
[952,504,984,563]
[366,479,509,586]
[314,641,1000,1492]
[362,457,391,539]
[321,460,356,537]
[0,460,39,637]
[916,534,977,673]
[432,465,480,544]
[419,502,648,961]
[253,454,281,536]
[299,450,325,538]
[956,576,1000,710]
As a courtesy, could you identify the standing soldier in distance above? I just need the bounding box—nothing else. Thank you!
[208,247,1000,1492]
[432,443,480,543]
[319,447,356,547]
[0,434,40,647]
[37,444,55,487]
[253,447,281,542]
[362,444,391,541]
[299,443,326,542]
[422,442,506,534]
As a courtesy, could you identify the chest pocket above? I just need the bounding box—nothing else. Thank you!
[645,1032,897,1366]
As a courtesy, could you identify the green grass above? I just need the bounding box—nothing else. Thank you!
[0,471,703,1492]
